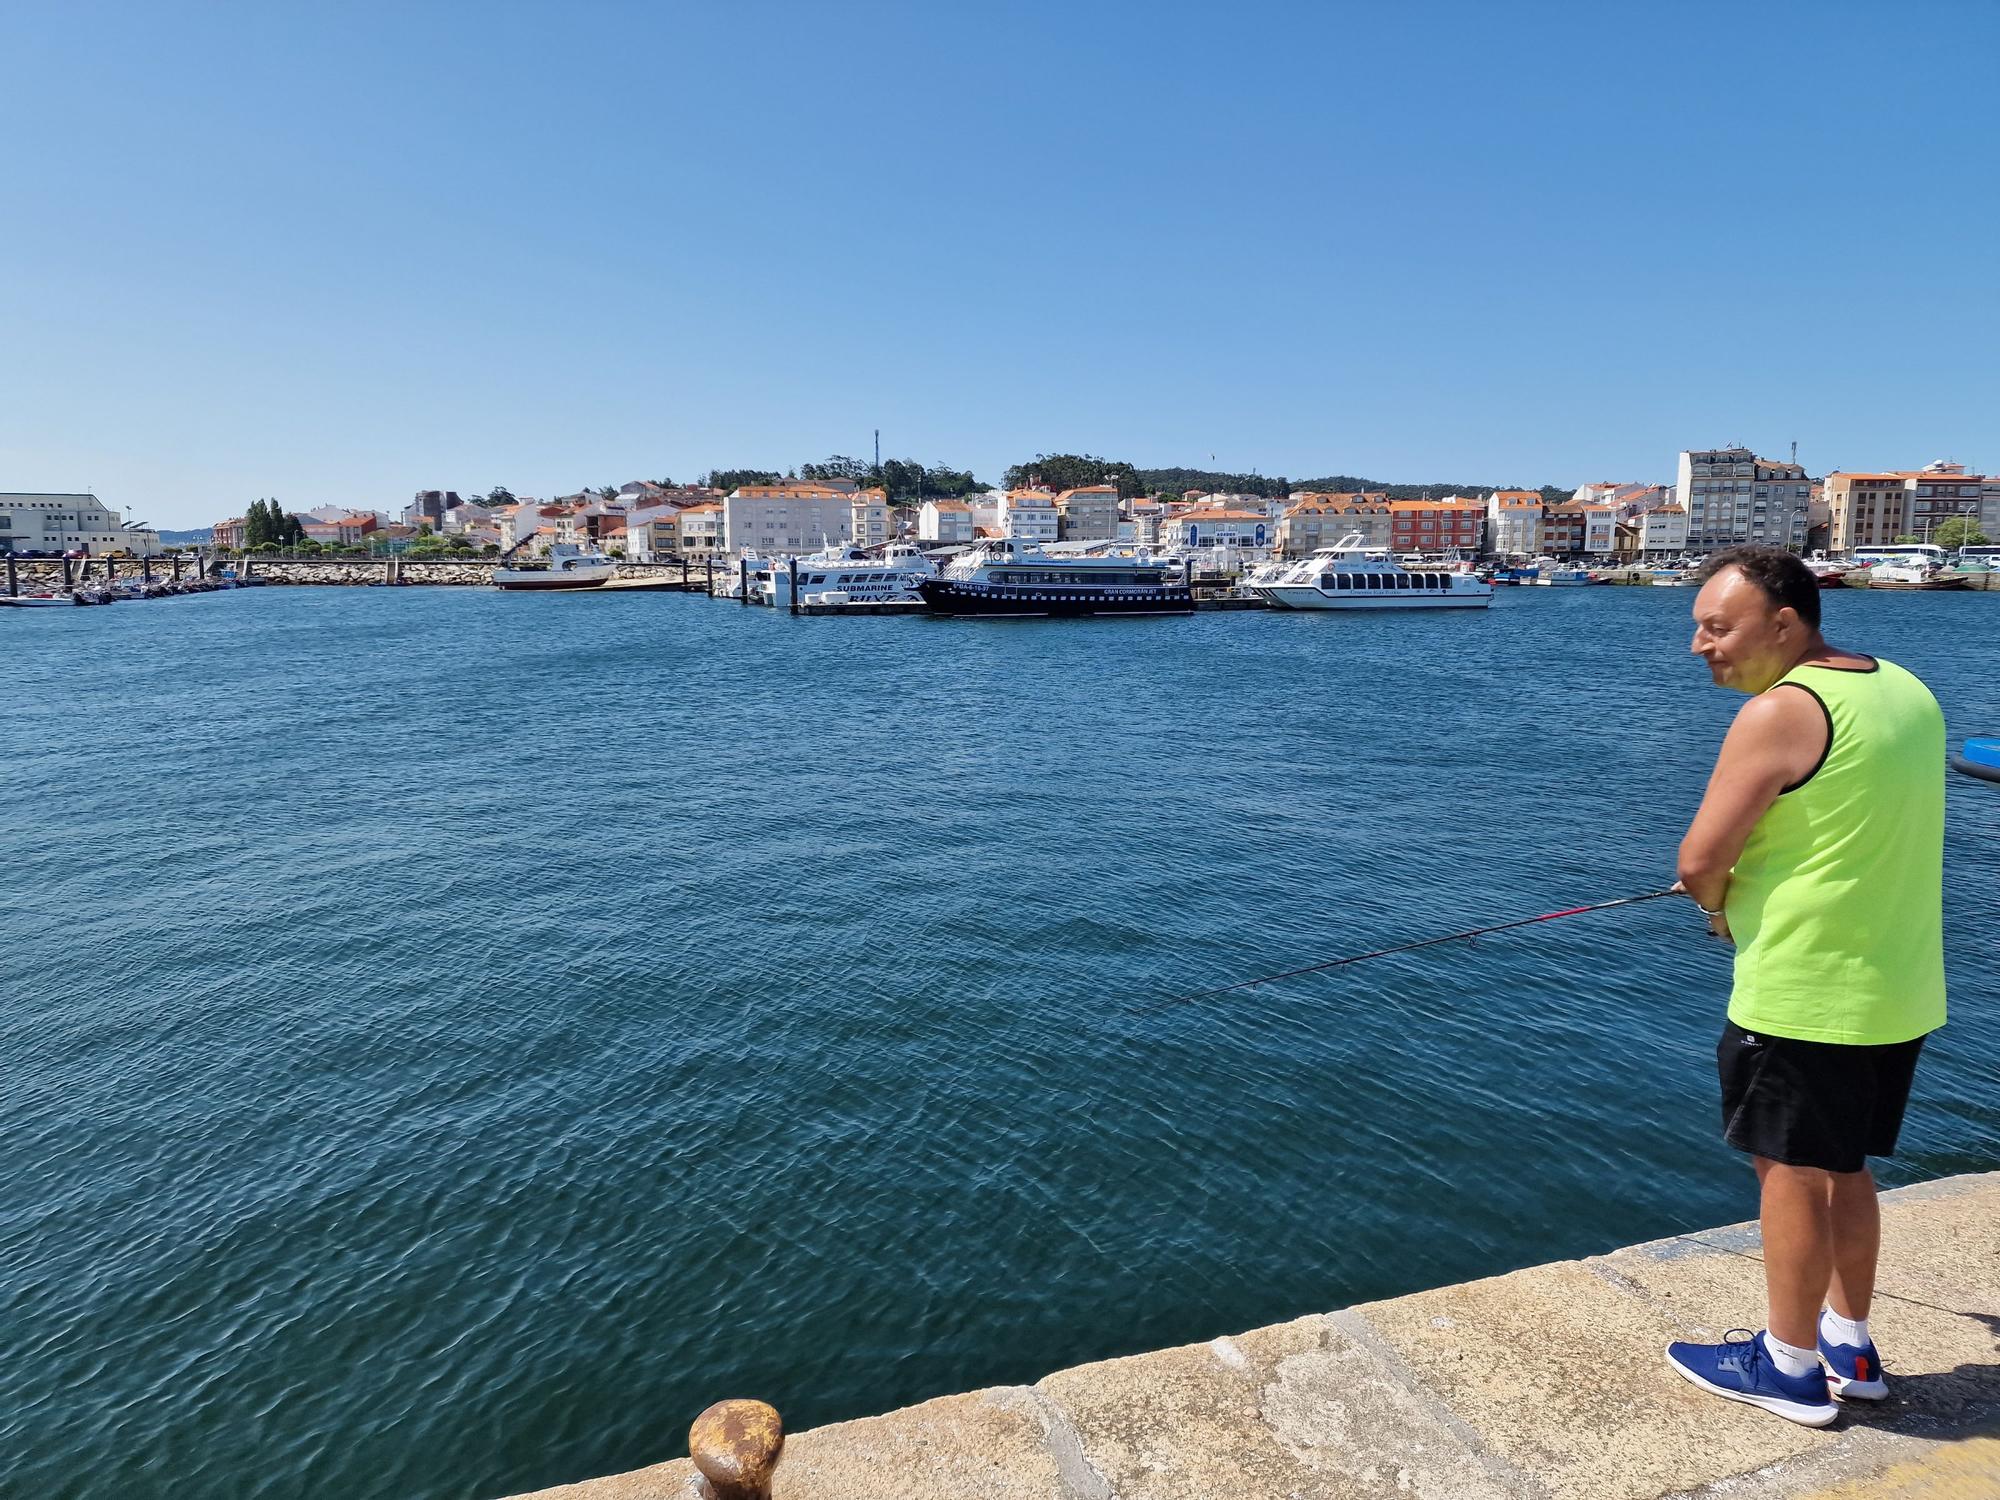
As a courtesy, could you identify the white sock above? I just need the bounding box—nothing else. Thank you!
[1821,1308,1869,1347]
[1762,1331,1821,1379]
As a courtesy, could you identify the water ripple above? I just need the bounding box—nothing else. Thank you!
[0,585,1994,1498]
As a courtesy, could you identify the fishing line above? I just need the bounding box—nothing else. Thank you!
[1152,886,1685,1008]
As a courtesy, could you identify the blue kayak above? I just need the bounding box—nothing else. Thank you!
[1953,738,2000,784]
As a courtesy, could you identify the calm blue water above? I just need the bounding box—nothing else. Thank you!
[4,584,1996,1498]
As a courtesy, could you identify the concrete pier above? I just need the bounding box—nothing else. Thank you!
[506,1171,1999,1500]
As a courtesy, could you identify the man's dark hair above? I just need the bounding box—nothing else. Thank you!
[1698,545,1821,629]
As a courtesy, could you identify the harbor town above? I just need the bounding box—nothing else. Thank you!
[12,5,2000,1498]
[6,449,1999,609]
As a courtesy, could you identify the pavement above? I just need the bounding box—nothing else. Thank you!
[506,1172,2000,1500]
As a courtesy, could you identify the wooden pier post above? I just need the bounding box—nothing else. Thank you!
[788,556,800,616]
[706,554,714,596]
[5,553,16,598]
[738,558,749,606]
[688,1400,782,1500]
[141,554,152,583]
[171,553,182,582]
[62,556,75,591]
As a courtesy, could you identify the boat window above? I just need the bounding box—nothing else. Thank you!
[1397,574,1412,589]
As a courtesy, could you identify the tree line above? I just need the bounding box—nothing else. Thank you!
[242,498,305,547]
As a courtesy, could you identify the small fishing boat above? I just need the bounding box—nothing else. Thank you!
[491,543,617,591]
[1532,565,1594,587]
[1862,561,1972,592]
[0,592,73,608]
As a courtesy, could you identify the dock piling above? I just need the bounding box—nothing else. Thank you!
[738,558,749,606]
[5,553,15,597]
[688,1400,782,1500]
[62,556,74,590]
[788,556,799,616]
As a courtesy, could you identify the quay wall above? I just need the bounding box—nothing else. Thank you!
[507,1171,2000,1500]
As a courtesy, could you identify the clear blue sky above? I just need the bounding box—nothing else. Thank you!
[4,2,1995,529]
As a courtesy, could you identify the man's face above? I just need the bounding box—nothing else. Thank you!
[1690,567,1801,694]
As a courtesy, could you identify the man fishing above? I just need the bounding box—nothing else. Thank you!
[1666,544,1946,1426]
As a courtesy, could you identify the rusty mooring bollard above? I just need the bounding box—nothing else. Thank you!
[689,1399,782,1500]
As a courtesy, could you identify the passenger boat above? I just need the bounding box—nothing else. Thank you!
[763,542,935,606]
[1262,535,1493,610]
[916,538,1193,617]
[491,543,617,591]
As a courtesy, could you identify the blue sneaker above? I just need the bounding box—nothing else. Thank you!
[1665,1330,1838,1426]
[1818,1331,1888,1401]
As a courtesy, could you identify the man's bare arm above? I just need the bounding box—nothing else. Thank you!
[1677,686,1828,919]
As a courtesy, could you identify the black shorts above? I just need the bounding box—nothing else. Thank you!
[1717,1021,1927,1174]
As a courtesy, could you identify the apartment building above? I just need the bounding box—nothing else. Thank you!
[0,493,162,555]
[851,488,891,548]
[1674,447,1812,552]
[301,511,379,546]
[997,488,1060,545]
[1824,461,1989,551]
[1635,505,1690,555]
[677,502,724,555]
[1387,499,1484,555]
[624,506,682,561]
[721,482,867,554]
[1054,485,1120,542]
[1485,492,1543,556]
[918,500,974,543]
[1280,493,1392,555]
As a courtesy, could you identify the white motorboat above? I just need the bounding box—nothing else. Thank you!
[761,542,936,606]
[492,543,617,590]
[1263,534,1493,610]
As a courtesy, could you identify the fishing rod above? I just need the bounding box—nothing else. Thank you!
[1156,886,1685,1008]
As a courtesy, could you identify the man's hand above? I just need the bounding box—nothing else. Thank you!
[1671,879,1734,942]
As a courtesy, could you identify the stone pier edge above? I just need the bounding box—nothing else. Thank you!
[507,1171,2000,1500]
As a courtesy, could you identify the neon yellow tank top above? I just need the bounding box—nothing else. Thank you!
[1725,657,1946,1044]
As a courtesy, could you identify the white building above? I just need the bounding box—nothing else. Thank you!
[1636,505,1690,555]
[722,483,863,555]
[1158,508,1271,552]
[1675,447,1813,552]
[850,489,891,548]
[0,492,162,556]
[918,499,974,543]
[1583,506,1618,555]
[997,489,1060,545]
[1485,491,1543,557]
